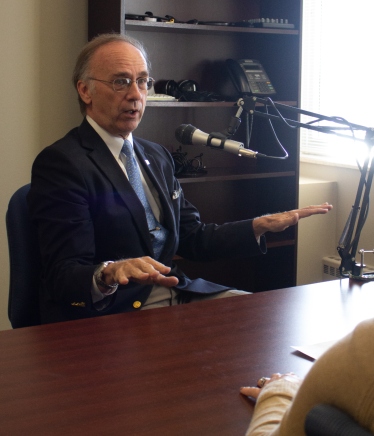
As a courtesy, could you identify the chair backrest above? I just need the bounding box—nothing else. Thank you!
[305,404,372,436]
[6,184,41,328]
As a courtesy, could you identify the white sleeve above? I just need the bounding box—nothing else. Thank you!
[245,378,301,436]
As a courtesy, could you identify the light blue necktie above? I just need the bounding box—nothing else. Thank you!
[121,140,168,259]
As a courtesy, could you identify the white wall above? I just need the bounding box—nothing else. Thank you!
[0,0,87,330]
[297,177,338,285]
[298,161,374,285]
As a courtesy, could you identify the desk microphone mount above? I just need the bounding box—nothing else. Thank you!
[351,249,374,281]
[228,95,374,281]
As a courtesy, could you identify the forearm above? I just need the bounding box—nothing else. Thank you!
[178,218,265,261]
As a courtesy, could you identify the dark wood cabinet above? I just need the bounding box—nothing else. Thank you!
[88,0,301,292]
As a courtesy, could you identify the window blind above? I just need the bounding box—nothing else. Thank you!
[300,0,374,165]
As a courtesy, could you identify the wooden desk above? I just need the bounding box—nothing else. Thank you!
[1,279,374,435]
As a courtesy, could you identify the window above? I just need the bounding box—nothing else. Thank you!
[300,0,374,167]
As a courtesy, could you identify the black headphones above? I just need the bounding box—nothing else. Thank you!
[155,79,222,102]
[162,79,200,98]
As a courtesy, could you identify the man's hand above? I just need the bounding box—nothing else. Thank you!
[101,256,179,288]
[253,202,333,240]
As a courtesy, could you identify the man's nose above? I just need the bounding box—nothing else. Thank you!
[126,81,143,99]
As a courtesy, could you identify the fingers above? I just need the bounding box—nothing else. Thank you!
[240,373,278,399]
[240,386,261,399]
[240,373,301,399]
[109,257,179,287]
[290,204,331,216]
[253,203,332,238]
[297,203,333,217]
[304,202,333,210]
[139,256,172,274]
[257,376,271,388]
[155,275,179,287]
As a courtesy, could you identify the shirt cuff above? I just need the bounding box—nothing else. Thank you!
[91,276,117,303]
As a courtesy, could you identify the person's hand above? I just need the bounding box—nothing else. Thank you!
[101,256,179,288]
[240,372,302,399]
[253,203,333,239]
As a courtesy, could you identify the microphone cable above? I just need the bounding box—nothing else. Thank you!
[171,146,207,176]
[258,97,289,160]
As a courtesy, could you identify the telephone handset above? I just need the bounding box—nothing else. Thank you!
[225,59,276,96]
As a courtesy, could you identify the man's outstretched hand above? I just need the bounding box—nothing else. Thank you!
[253,203,333,239]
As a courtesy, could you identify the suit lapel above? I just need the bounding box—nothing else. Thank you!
[78,120,154,254]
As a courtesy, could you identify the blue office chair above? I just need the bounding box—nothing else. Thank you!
[6,184,41,328]
[305,404,372,436]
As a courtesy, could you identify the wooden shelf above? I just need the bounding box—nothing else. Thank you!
[147,101,234,108]
[146,100,297,108]
[267,239,296,248]
[125,19,299,36]
[177,168,295,184]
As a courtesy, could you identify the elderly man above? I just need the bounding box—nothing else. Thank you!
[28,33,332,323]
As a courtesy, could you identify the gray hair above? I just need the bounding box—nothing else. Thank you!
[72,33,150,114]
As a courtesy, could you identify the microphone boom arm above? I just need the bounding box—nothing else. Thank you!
[238,96,372,140]
[235,95,374,279]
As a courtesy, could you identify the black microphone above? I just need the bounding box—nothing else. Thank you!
[175,124,258,158]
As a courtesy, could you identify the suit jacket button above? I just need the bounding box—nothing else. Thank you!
[133,301,142,309]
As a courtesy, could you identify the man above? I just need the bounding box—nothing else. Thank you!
[28,33,332,323]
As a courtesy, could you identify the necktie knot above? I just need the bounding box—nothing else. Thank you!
[121,139,133,159]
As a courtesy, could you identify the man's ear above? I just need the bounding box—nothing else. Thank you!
[77,80,92,105]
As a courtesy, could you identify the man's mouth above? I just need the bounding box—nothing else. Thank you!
[124,109,139,115]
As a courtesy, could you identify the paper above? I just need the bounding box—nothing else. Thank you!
[291,339,337,360]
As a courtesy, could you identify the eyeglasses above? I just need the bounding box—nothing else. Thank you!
[88,77,155,92]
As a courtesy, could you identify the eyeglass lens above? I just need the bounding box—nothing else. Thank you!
[113,78,154,91]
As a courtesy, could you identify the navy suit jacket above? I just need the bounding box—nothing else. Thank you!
[28,118,265,323]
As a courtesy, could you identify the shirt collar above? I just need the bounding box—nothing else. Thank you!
[86,115,133,158]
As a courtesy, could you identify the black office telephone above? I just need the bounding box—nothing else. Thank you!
[226,59,276,96]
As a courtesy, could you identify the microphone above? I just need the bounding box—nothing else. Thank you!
[175,124,258,158]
